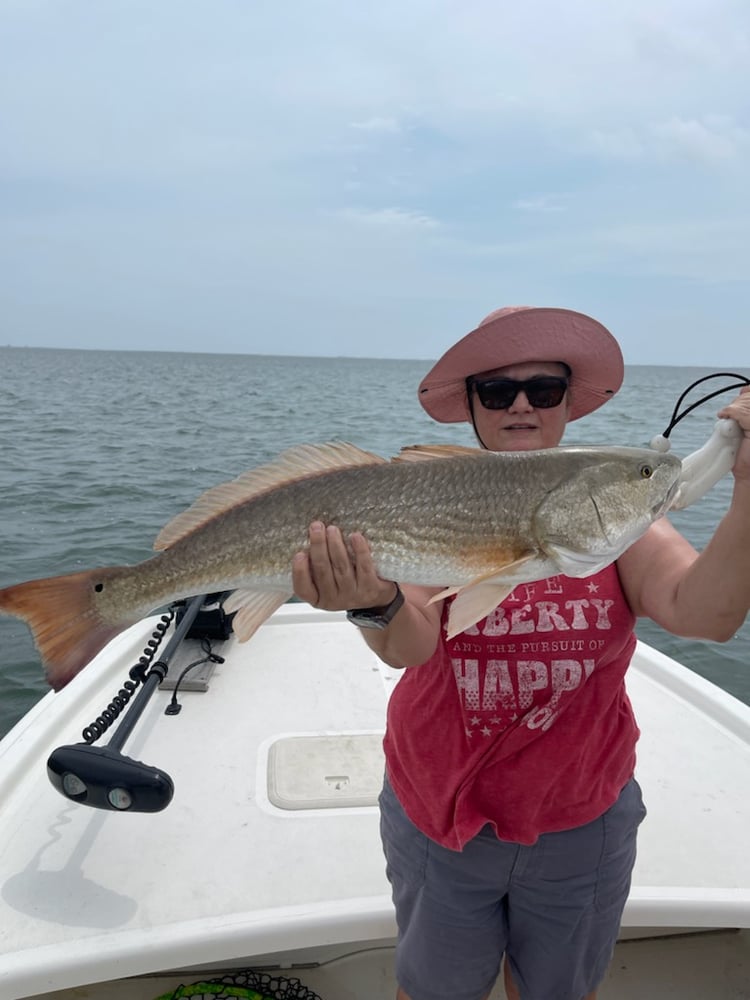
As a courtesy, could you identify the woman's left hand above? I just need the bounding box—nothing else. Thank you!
[719,386,750,483]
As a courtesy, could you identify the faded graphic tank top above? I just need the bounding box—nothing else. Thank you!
[383,564,639,848]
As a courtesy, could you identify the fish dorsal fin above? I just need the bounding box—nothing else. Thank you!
[154,441,386,551]
[393,444,485,463]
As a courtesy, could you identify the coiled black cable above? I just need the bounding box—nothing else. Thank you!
[81,610,175,744]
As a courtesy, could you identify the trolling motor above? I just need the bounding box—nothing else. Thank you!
[47,594,209,813]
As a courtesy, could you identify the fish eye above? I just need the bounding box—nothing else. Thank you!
[94,582,104,593]
[639,464,653,479]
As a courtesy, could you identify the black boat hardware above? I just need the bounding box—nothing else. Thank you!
[46,593,226,813]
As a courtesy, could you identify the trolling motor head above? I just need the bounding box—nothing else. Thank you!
[47,743,174,812]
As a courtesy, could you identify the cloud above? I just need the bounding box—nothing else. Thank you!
[583,115,749,166]
[339,207,441,229]
[584,128,646,160]
[651,115,750,164]
[349,116,402,134]
[630,8,750,72]
[514,195,568,213]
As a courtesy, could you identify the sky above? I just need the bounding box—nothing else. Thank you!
[1,0,749,364]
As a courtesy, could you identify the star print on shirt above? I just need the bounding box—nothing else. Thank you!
[586,581,600,593]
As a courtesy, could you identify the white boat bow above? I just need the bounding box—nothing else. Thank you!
[1,604,749,999]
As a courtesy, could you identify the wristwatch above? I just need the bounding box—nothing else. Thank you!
[346,584,405,630]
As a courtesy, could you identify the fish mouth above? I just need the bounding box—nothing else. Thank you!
[654,479,681,516]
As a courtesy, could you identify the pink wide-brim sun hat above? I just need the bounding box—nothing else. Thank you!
[418,306,624,423]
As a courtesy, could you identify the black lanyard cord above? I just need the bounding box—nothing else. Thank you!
[660,372,750,440]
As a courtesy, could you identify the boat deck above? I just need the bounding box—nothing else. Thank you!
[1,605,750,999]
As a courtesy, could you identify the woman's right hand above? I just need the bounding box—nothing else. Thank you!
[291,520,444,668]
[292,521,399,612]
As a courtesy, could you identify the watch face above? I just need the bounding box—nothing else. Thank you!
[346,585,404,630]
[346,609,388,629]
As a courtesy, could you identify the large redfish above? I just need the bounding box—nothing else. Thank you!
[0,442,681,691]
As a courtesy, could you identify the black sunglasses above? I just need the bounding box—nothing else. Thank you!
[468,375,569,410]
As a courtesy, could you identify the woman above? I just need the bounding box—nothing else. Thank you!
[292,306,750,1000]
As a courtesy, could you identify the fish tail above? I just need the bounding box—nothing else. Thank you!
[0,568,129,691]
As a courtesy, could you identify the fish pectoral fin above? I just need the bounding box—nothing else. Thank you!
[223,590,291,641]
[426,556,537,637]
[426,555,536,607]
[445,582,516,638]
[154,442,387,551]
[542,543,609,578]
[392,444,486,463]
[426,584,462,603]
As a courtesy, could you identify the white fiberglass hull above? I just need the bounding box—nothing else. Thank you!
[1,605,749,999]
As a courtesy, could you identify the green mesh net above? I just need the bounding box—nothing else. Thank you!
[153,970,322,1000]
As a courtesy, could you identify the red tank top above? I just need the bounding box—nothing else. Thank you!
[383,565,639,848]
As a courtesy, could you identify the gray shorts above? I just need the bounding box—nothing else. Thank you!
[379,776,646,1000]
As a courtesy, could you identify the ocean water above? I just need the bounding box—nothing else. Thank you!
[1,347,749,739]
